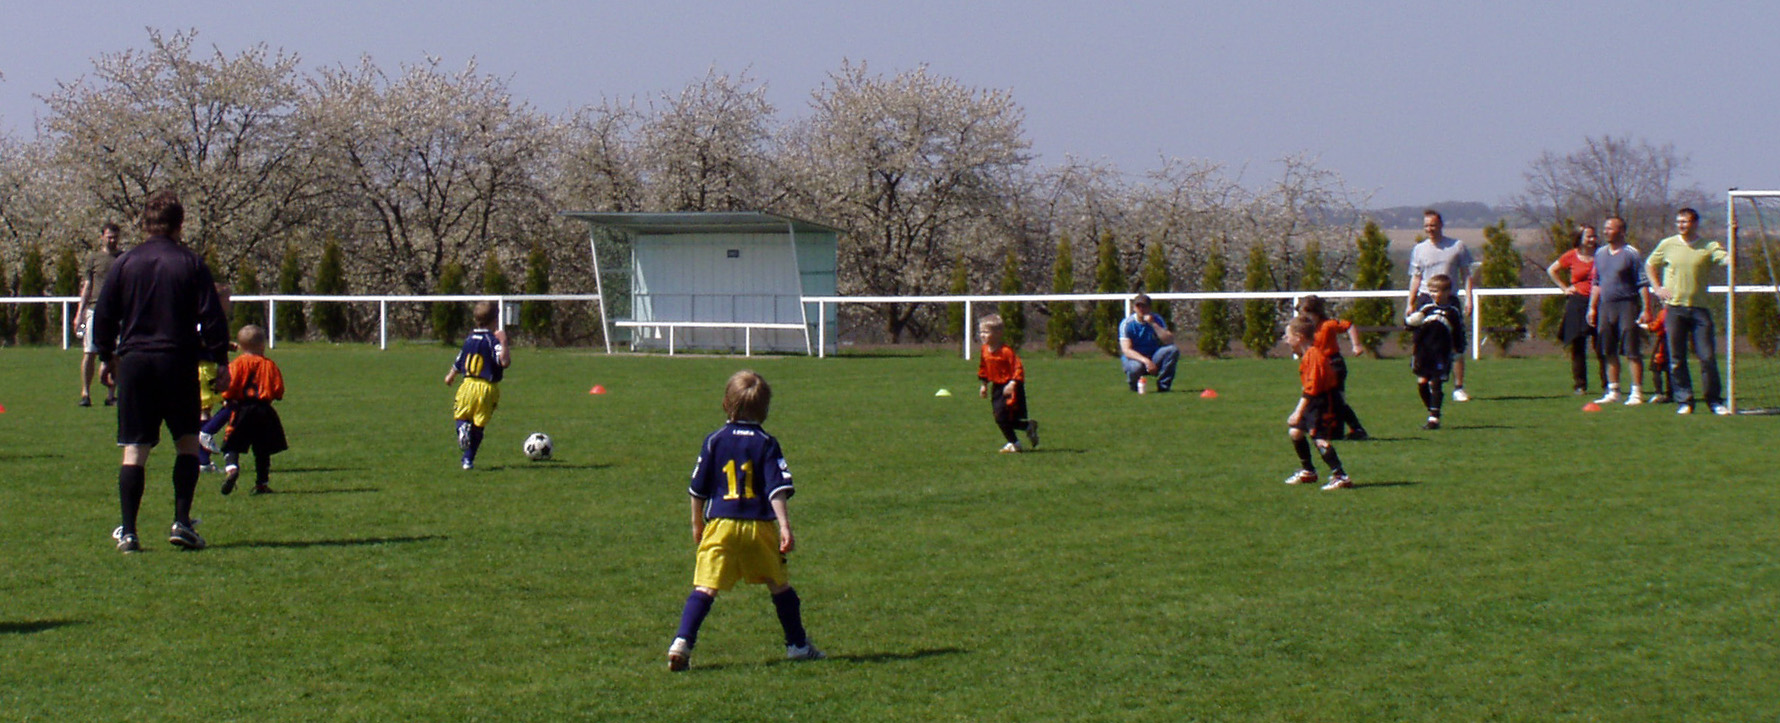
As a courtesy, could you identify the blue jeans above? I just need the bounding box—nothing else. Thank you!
[1122,345,1179,391]
[1665,305,1721,407]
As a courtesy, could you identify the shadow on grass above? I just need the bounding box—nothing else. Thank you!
[689,647,967,672]
[478,463,613,471]
[1444,424,1513,430]
[0,620,82,635]
[272,487,379,495]
[0,453,65,461]
[1476,394,1566,401]
[1355,481,1420,489]
[1341,436,1425,443]
[277,466,369,474]
[215,534,445,550]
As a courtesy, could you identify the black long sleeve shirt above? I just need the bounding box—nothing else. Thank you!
[90,235,230,364]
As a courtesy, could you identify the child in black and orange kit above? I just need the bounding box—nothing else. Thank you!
[216,324,287,495]
[1296,294,1368,440]
[1283,315,1352,490]
[977,314,1038,453]
[1643,308,1672,403]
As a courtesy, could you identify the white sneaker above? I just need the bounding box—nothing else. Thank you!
[198,431,221,454]
[668,637,693,671]
[1676,405,1692,415]
[1593,390,1622,405]
[1623,393,1643,406]
[1284,469,1318,485]
[1452,388,1470,402]
[999,442,1021,454]
[786,640,826,661]
[1710,403,1731,416]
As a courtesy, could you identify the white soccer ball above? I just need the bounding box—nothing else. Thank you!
[1406,311,1426,327]
[523,432,553,461]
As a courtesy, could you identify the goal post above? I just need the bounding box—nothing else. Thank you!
[1725,190,1780,413]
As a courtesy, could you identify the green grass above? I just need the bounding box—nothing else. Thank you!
[2,344,1778,720]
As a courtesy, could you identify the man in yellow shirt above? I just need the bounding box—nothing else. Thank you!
[1645,208,1729,415]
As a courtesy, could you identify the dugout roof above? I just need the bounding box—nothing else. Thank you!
[560,211,843,237]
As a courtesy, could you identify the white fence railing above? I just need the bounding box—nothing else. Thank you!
[5,286,1772,361]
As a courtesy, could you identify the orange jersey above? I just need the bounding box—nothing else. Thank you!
[977,344,1025,385]
[1298,346,1337,396]
[224,353,285,402]
[1312,318,1352,359]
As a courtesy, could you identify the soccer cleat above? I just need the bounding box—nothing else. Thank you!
[1451,387,1470,402]
[1624,394,1643,406]
[1422,417,1441,430]
[667,637,693,671]
[198,431,222,454]
[1025,420,1040,448]
[1284,469,1317,485]
[1321,472,1354,491]
[169,520,206,551]
[1676,405,1692,415]
[1346,428,1369,441]
[222,465,240,495]
[104,395,117,406]
[786,640,826,661]
[998,442,1021,454]
[1648,394,1670,404]
[1710,403,1731,416]
[1573,387,1586,395]
[252,484,275,495]
[114,527,140,553]
[1593,390,1621,405]
[457,421,472,452]
[78,396,92,407]
[462,459,474,470]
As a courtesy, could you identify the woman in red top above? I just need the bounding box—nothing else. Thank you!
[1547,225,1604,394]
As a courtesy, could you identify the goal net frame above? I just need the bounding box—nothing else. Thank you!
[1726,189,1780,414]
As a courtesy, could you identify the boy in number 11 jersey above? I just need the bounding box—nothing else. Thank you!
[667,370,823,671]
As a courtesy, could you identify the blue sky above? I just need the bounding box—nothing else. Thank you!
[3,0,1775,207]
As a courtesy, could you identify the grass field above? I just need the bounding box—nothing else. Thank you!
[2,344,1778,720]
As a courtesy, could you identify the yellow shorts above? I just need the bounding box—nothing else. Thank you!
[197,361,221,411]
[693,518,788,591]
[453,377,500,427]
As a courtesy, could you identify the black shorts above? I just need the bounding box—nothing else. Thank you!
[989,380,1028,426]
[222,401,289,456]
[114,352,201,447]
[1597,299,1644,359]
[1293,392,1341,440]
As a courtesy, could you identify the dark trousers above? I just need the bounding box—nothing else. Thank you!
[1665,305,1722,406]
[1569,335,1605,391]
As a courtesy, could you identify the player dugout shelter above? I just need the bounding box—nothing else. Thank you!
[563,211,840,355]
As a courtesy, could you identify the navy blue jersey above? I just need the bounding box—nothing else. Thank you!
[454,329,505,383]
[689,421,793,521]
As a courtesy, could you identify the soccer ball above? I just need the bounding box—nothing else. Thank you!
[522,432,553,461]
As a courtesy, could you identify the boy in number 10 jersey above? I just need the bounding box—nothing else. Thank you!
[444,302,509,470]
[667,370,823,671]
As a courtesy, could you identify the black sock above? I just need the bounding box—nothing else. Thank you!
[468,426,485,462]
[1318,444,1343,475]
[997,423,1019,444]
[118,465,146,535]
[1428,381,1444,416]
[1292,437,1314,470]
[173,454,199,525]
[771,587,808,648]
[255,450,272,486]
[1418,382,1433,410]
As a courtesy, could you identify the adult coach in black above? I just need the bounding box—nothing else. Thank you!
[90,189,231,552]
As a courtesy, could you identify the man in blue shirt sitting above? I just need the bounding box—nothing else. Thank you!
[1119,294,1179,392]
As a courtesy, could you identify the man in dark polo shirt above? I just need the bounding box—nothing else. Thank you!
[90,189,231,553]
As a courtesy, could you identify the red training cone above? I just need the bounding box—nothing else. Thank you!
[1199,389,1219,399]
[0,403,7,413]
[589,385,607,395]
[1582,402,1601,412]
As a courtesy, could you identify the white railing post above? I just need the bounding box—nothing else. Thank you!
[963,300,972,359]
[61,301,70,350]
[818,301,827,358]
[379,300,388,350]
[745,327,753,356]
[267,300,277,349]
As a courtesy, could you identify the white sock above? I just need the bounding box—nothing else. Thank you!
[1629,385,1641,395]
